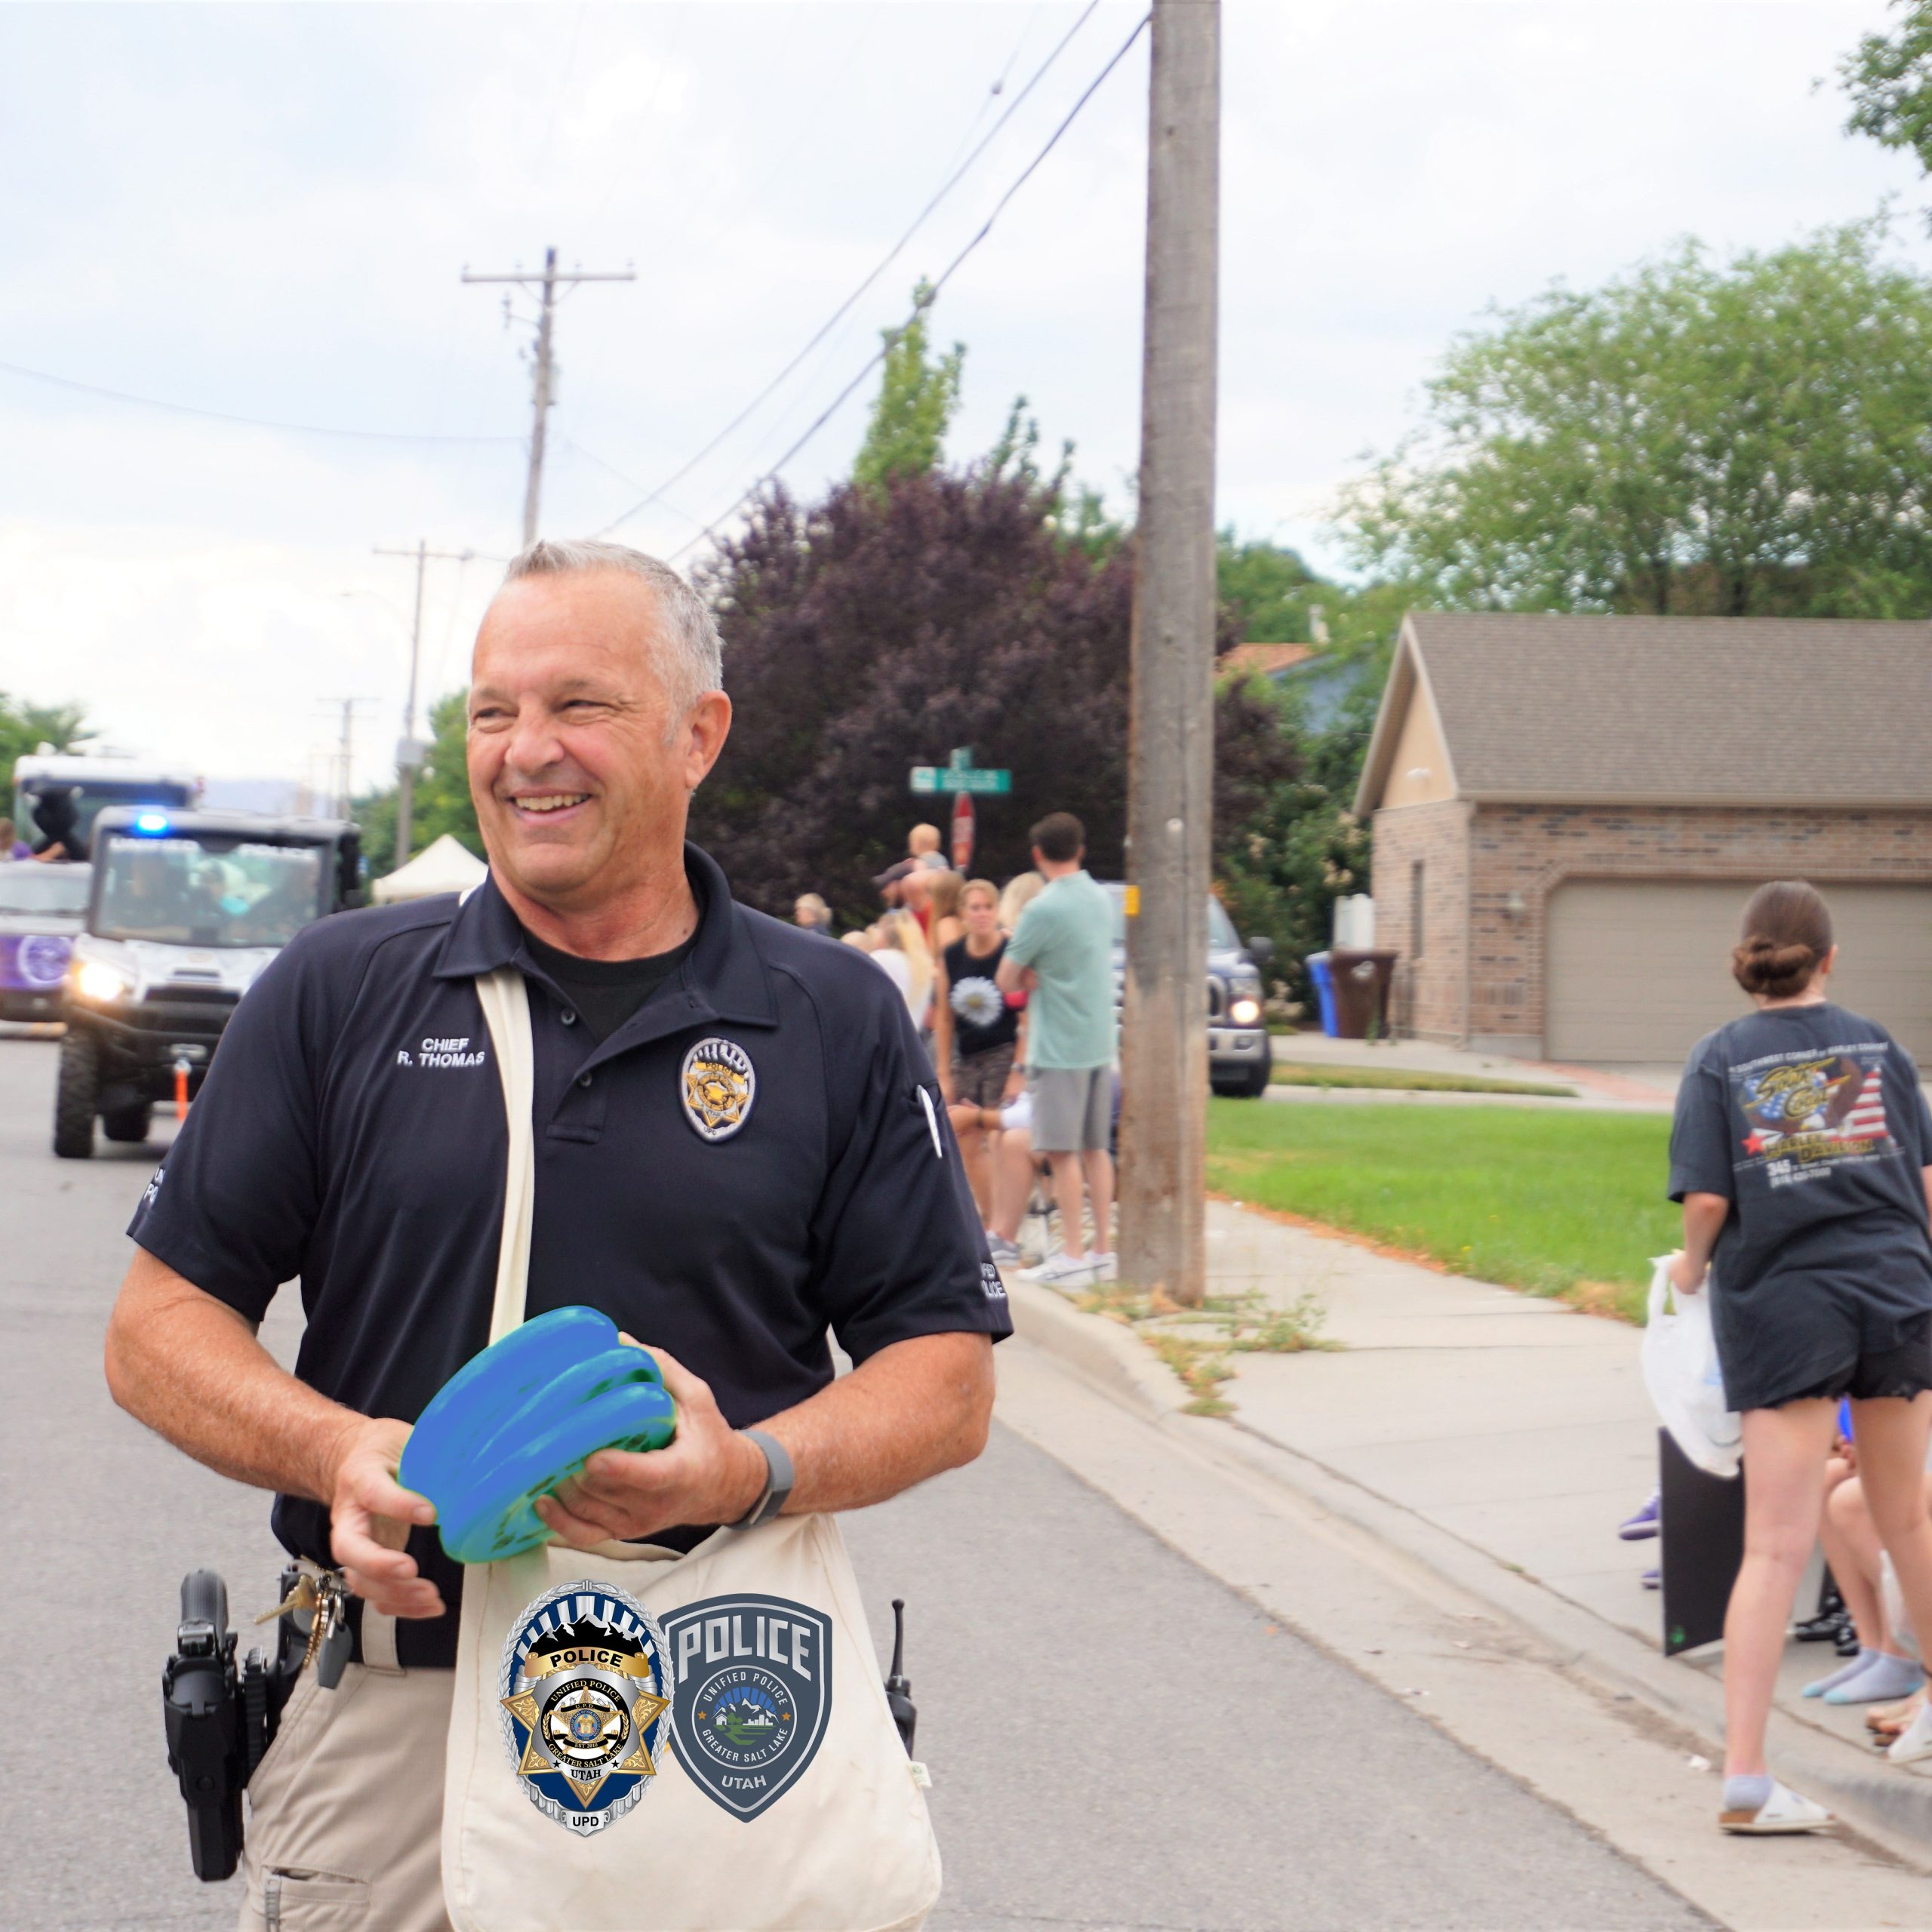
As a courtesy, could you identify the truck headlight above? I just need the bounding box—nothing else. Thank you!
[75,960,134,1003]
[1229,996,1262,1027]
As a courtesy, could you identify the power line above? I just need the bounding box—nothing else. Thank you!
[662,9,1152,566]
[0,355,523,445]
[595,0,1102,538]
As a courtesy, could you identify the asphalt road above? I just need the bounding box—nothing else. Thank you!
[0,1028,1709,1932]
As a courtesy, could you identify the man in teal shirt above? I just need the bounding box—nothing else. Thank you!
[998,812,1115,1284]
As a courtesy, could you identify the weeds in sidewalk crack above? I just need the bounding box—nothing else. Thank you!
[1072,1284,1337,1414]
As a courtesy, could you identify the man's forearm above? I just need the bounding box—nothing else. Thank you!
[104,1246,358,1506]
[756,1331,992,1518]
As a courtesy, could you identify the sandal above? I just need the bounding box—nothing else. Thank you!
[1868,1692,1924,1735]
[1719,1781,1833,1835]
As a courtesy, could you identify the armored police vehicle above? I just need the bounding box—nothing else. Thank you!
[1097,883,1275,1098]
[54,808,362,1158]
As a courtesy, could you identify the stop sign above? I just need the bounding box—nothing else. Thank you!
[950,792,975,871]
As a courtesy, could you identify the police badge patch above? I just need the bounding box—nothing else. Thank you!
[663,1595,832,1821]
[500,1580,674,1835]
[680,1036,755,1143]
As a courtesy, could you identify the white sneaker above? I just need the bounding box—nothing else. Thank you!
[1020,1251,1097,1287]
[1085,1251,1117,1282]
[1888,1701,1932,1765]
[986,1235,1023,1266]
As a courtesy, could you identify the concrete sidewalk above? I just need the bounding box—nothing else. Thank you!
[1011,1199,1932,1857]
[1271,1029,1681,1111]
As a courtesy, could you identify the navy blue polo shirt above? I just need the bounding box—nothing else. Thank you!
[128,844,1008,1666]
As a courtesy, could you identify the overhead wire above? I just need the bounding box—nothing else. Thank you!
[594,0,1103,538]
[0,355,522,445]
[659,8,1152,566]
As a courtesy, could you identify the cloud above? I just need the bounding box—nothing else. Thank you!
[0,0,1925,782]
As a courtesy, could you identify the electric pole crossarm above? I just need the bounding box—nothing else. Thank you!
[463,247,636,547]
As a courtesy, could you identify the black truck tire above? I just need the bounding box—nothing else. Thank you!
[54,1030,100,1158]
[103,1103,152,1143]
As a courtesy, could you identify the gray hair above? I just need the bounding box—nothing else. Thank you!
[503,538,724,715]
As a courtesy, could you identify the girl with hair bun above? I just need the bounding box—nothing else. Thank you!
[1669,880,1932,1832]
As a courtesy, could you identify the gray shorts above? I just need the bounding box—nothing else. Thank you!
[1030,1065,1112,1153]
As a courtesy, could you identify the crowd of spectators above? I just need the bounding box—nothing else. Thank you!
[791,813,1118,1285]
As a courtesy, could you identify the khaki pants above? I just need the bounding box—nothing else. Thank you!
[238,1623,455,1932]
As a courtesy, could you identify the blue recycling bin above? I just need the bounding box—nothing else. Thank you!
[1306,952,1339,1038]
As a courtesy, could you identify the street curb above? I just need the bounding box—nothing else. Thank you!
[1005,1278,1186,1420]
[1006,1270,1932,1869]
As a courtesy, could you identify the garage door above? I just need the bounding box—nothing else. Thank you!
[1545,880,1932,1065]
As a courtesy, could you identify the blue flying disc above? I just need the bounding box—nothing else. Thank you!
[399,1306,677,1565]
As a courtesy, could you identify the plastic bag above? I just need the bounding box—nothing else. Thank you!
[1641,1254,1742,1478]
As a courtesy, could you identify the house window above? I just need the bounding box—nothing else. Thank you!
[1410,861,1426,962]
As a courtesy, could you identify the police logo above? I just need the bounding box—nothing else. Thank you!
[663,1595,832,1821]
[499,1580,674,1835]
[681,1036,755,1143]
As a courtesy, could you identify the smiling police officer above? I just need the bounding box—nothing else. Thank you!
[104,540,1007,1932]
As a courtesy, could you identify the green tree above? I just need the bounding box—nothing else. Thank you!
[1338,223,1932,617]
[1218,534,1323,641]
[1214,667,1381,1008]
[354,690,481,878]
[852,281,964,491]
[0,694,93,800]
[1841,3,1932,180]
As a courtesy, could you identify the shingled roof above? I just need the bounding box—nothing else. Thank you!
[1355,611,1932,814]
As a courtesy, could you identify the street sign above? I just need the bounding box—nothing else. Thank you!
[908,746,1011,795]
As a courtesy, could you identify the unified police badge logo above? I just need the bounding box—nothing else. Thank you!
[681,1036,755,1143]
[663,1595,832,1821]
[499,1580,674,1835]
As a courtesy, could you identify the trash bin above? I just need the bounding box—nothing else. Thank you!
[1329,948,1397,1040]
[1305,952,1339,1038]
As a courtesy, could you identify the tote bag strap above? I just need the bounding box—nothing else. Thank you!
[473,964,537,1346]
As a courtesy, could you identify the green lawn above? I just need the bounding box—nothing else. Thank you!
[1269,1063,1577,1097]
[1205,1100,1677,1321]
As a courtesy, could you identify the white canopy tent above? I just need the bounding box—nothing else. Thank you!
[371,833,487,904]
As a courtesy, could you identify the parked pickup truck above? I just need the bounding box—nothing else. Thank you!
[1097,883,1274,1097]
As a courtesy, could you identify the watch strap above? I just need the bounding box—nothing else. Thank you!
[731,1429,794,1530]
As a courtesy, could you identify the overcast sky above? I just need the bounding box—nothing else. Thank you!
[2,0,1927,794]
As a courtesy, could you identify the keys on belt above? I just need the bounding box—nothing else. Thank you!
[255,1568,352,1690]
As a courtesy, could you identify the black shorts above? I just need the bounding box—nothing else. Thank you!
[1770,1313,1932,1408]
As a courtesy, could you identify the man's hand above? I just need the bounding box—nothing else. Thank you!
[1666,1249,1707,1296]
[328,1417,444,1619]
[537,1349,765,1549]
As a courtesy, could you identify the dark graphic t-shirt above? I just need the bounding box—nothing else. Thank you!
[1669,1002,1932,1409]
[943,935,1019,1057]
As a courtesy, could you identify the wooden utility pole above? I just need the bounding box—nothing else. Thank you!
[374,540,472,865]
[463,248,635,546]
[1118,0,1220,1306]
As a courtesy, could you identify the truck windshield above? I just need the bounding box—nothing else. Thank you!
[0,867,90,917]
[94,835,326,947]
[16,777,198,850]
[1098,883,1241,952]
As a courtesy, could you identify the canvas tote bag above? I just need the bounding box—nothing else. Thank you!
[440,966,941,1932]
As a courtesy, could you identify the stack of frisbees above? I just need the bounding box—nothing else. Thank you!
[400,1306,678,1565]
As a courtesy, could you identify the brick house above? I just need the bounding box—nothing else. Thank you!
[1353,613,1932,1063]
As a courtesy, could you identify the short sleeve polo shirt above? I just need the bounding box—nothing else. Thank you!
[128,843,1009,1666]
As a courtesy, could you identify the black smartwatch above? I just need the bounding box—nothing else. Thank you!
[730,1429,794,1530]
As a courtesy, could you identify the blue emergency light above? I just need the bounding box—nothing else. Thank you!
[133,811,171,835]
